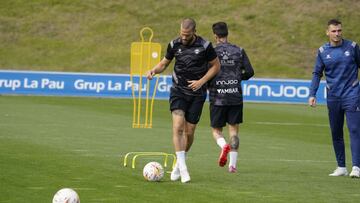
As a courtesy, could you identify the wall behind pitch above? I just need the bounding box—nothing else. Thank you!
[0,70,327,104]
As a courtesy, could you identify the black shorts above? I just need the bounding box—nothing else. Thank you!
[169,88,206,124]
[210,104,243,128]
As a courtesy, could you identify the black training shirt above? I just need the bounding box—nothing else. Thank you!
[208,42,254,105]
[165,36,218,96]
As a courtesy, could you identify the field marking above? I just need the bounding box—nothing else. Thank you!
[0,123,67,127]
[194,154,334,163]
[72,177,89,180]
[114,185,128,188]
[27,187,44,190]
[236,191,255,195]
[89,198,122,202]
[240,158,334,163]
[251,121,328,127]
[71,149,89,152]
[350,194,360,197]
[73,187,96,191]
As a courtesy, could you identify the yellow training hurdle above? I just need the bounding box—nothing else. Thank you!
[123,152,176,170]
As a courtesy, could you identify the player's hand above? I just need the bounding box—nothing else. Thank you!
[188,80,204,91]
[146,69,155,80]
[308,97,316,107]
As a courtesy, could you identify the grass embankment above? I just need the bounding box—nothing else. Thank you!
[1,0,360,78]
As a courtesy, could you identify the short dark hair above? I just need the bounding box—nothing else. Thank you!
[328,19,342,26]
[212,22,228,38]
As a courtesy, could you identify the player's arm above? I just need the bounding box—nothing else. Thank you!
[188,42,220,91]
[240,49,254,80]
[188,57,220,91]
[147,57,171,80]
[201,57,221,83]
[309,50,325,107]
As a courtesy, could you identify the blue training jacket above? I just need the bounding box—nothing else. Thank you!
[310,39,360,100]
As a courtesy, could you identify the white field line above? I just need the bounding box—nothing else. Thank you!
[195,121,328,134]
[71,149,89,152]
[27,187,45,190]
[250,121,328,127]
[193,154,334,163]
[0,123,67,127]
[350,194,360,197]
[72,187,96,191]
[114,185,128,188]
[239,158,334,163]
[89,198,122,202]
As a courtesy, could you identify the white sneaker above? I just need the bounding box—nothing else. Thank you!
[349,166,360,178]
[329,167,348,176]
[180,169,191,183]
[170,165,180,181]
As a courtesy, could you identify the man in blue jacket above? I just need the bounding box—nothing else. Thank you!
[309,19,360,178]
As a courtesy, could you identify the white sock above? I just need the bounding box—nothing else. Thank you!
[176,151,187,171]
[173,152,187,170]
[229,151,238,168]
[216,137,227,149]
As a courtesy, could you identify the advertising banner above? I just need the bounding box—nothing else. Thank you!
[0,70,327,104]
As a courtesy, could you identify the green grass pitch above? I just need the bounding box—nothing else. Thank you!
[0,95,359,203]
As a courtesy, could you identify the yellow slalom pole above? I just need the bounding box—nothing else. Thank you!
[143,28,154,128]
[130,73,137,128]
[137,30,145,127]
[149,76,159,128]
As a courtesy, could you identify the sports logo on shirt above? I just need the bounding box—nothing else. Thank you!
[326,54,331,59]
[220,51,235,65]
[217,87,239,94]
[344,51,350,56]
[175,48,183,56]
[216,79,239,85]
[194,49,200,54]
[221,51,230,60]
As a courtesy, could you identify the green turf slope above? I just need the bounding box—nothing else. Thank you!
[1,0,360,78]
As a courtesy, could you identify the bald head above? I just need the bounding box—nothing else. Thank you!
[181,18,196,31]
[179,18,196,46]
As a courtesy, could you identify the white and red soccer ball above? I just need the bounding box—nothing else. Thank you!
[143,161,164,181]
[52,188,80,203]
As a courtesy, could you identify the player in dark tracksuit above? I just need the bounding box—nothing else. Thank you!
[309,19,360,178]
[147,18,220,183]
[209,22,254,173]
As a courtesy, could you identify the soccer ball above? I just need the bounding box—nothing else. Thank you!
[52,188,80,203]
[143,161,164,181]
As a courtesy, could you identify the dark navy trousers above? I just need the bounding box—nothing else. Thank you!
[327,96,360,167]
